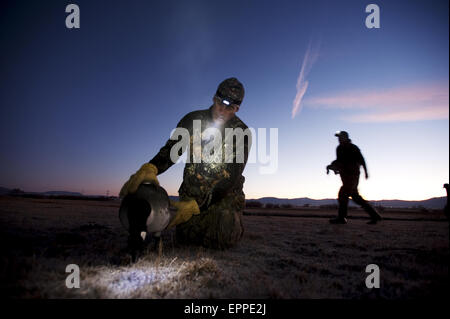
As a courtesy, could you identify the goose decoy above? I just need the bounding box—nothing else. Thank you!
[119,182,175,261]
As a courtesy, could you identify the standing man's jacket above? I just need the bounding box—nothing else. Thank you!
[335,143,366,175]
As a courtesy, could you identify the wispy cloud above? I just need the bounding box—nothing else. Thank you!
[292,41,320,119]
[304,84,449,122]
[345,105,448,123]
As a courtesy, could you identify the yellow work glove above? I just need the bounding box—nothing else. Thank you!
[119,163,159,198]
[166,199,200,229]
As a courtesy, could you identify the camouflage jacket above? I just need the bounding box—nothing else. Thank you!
[149,106,251,209]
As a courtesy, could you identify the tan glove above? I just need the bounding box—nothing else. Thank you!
[119,163,159,198]
[166,199,200,229]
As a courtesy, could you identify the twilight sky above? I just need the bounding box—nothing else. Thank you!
[0,0,448,200]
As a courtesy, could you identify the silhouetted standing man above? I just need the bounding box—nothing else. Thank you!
[327,131,382,224]
[443,183,449,220]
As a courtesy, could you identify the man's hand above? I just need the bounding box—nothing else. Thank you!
[166,199,200,229]
[365,171,369,179]
[327,162,340,175]
[119,163,159,198]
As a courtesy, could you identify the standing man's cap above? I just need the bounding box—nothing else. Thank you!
[215,77,245,106]
[335,131,349,138]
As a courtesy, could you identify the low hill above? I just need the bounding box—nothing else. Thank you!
[247,196,447,209]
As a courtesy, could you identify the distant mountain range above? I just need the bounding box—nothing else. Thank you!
[0,187,84,197]
[247,196,447,209]
[0,187,446,209]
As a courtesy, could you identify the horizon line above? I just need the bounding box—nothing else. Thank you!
[1,186,445,203]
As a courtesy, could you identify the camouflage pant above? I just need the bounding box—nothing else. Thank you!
[338,172,380,220]
[176,191,245,249]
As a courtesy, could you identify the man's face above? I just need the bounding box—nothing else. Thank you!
[211,96,240,125]
[338,135,349,144]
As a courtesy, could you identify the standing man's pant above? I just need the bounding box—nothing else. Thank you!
[176,191,245,249]
[338,172,380,220]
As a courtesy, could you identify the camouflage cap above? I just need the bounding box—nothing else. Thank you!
[215,77,245,105]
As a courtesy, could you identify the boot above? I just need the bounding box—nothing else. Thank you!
[362,204,382,224]
[367,214,382,224]
[329,217,348,224]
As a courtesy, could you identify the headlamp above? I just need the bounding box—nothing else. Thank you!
[215,91,241,107]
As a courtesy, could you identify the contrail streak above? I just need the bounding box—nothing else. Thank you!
[292,41,320,119]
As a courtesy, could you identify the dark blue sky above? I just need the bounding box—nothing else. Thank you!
[1,0,448,199]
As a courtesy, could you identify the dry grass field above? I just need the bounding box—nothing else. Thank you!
[0,196,448,299]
